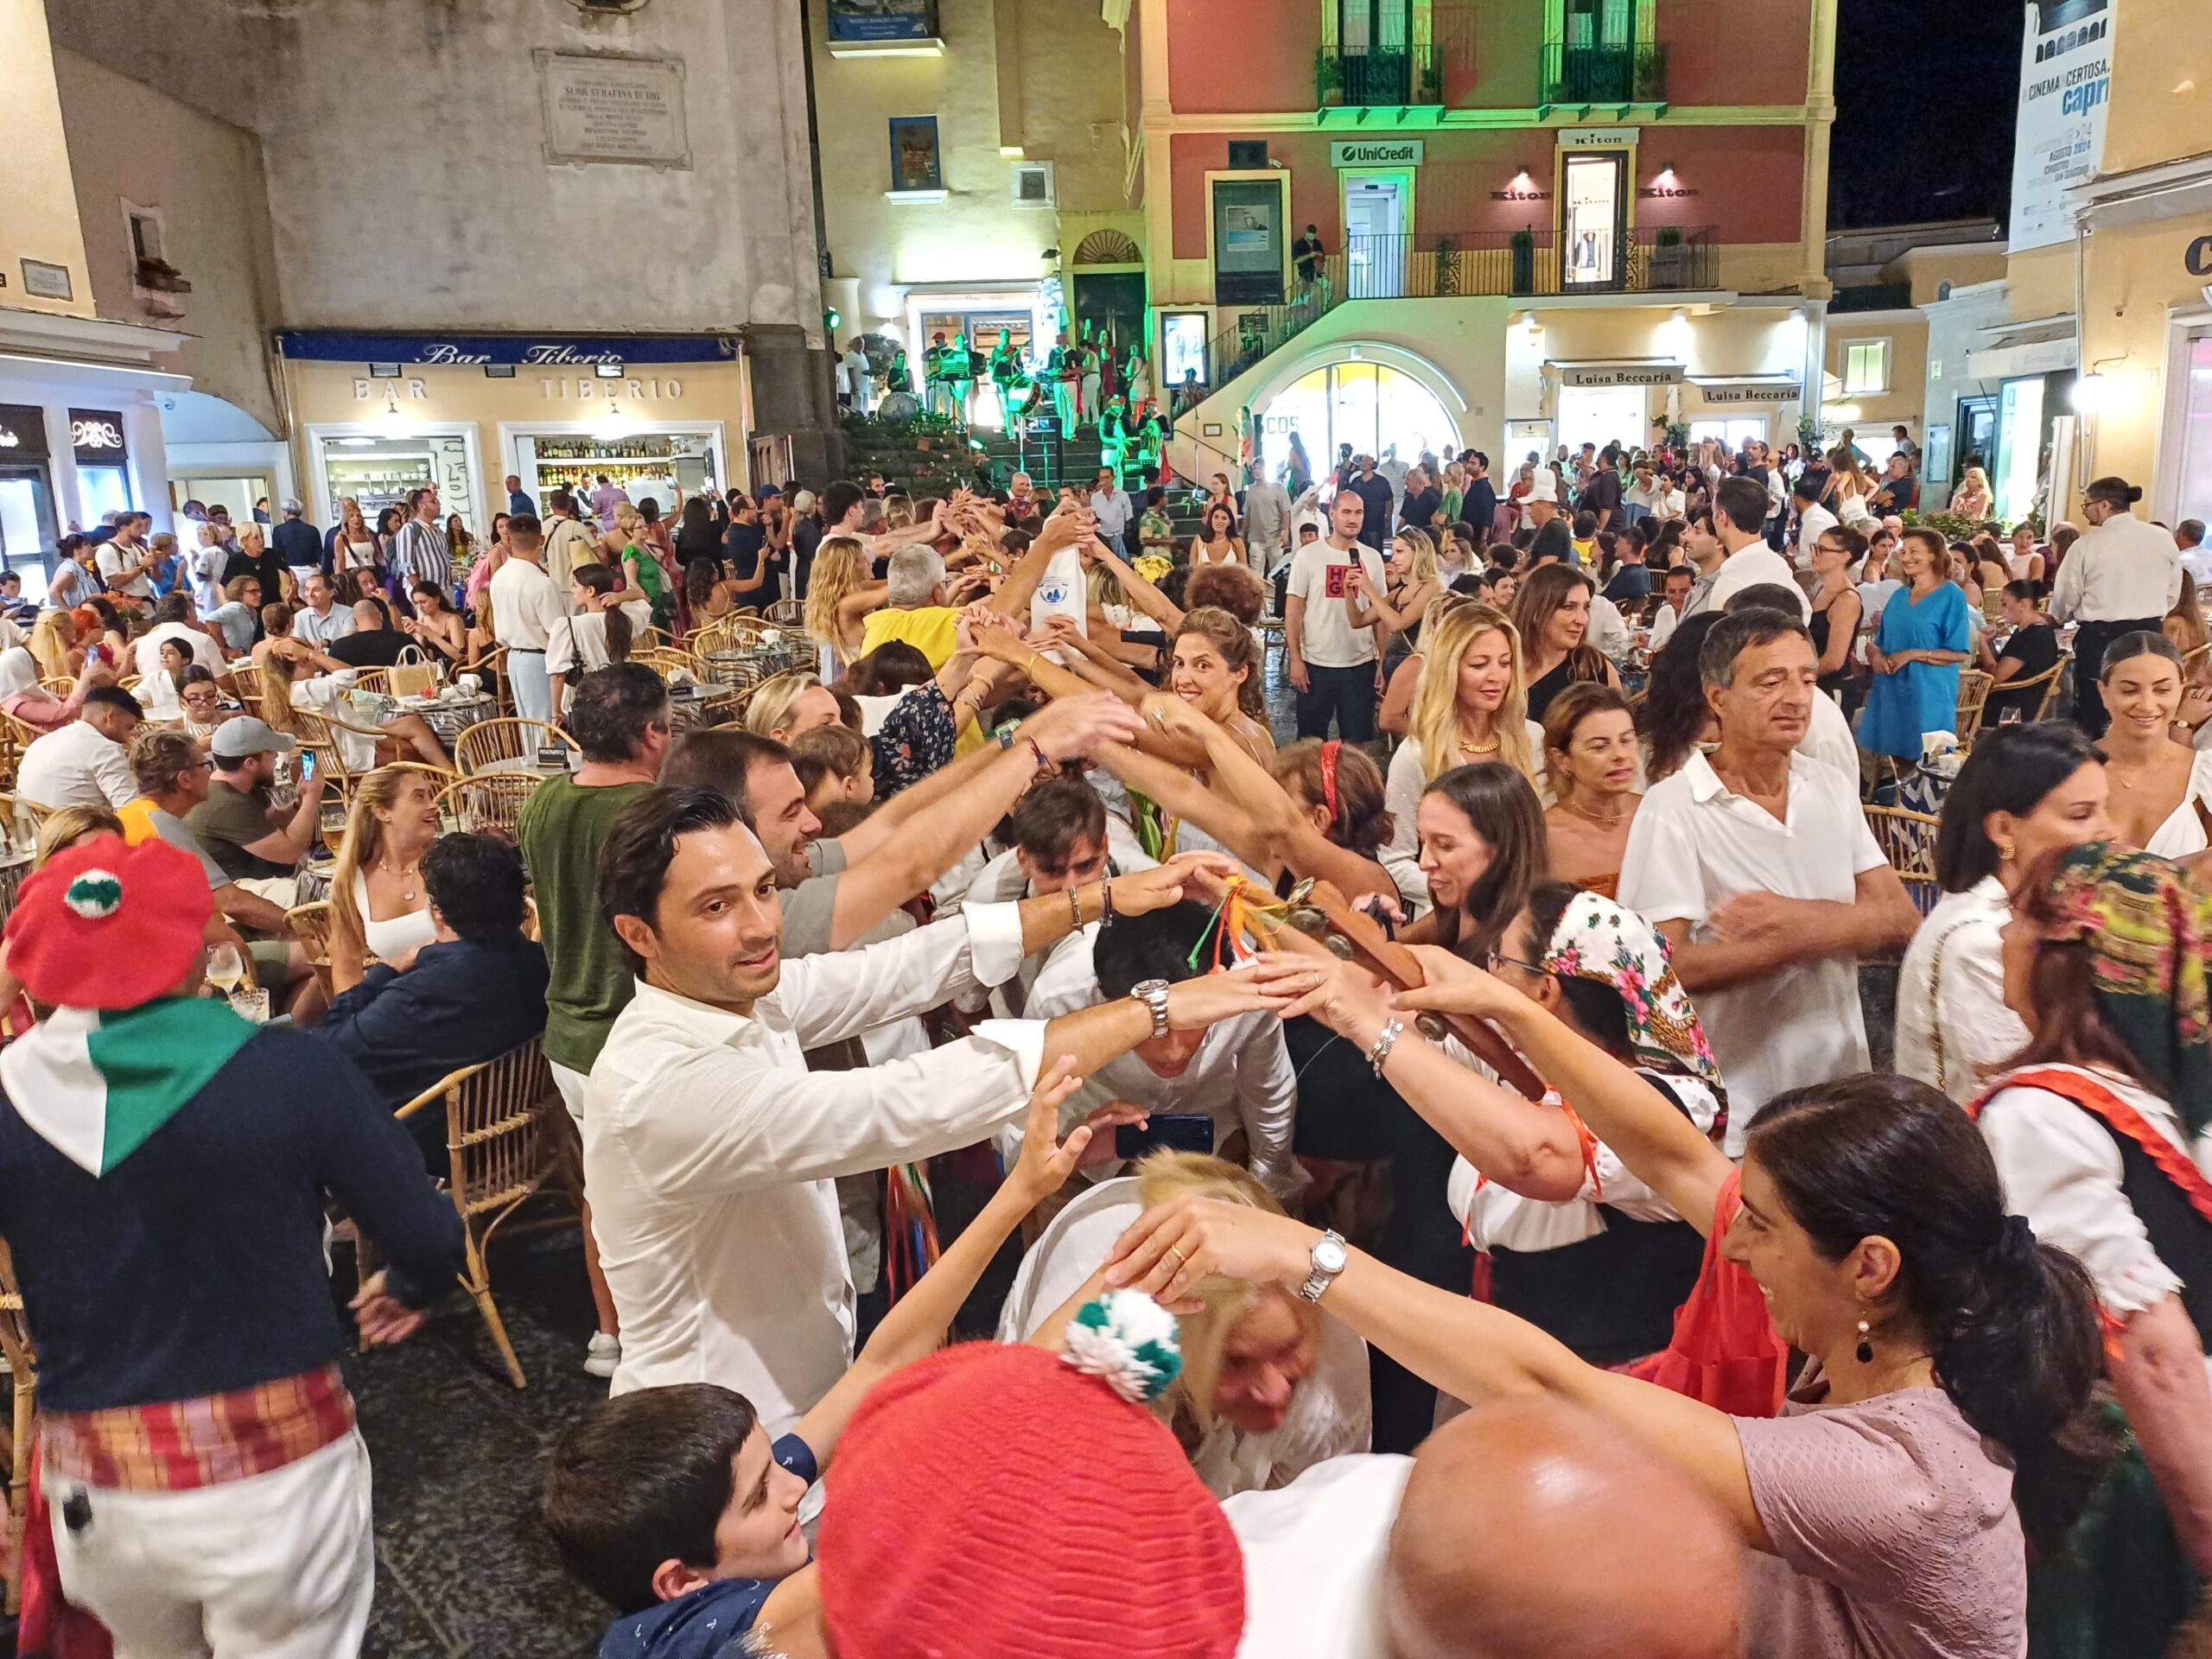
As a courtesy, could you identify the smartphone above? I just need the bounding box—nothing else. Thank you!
[1323,563,1351,599]
[298,750,317,782]
[1116,1114,1215,1160]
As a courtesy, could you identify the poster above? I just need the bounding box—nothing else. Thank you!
[2008,0,2113,253]
[1161,313,1209,388]
[1562,155,1621,288]
[827,0,938,43]
[887,116,942,193]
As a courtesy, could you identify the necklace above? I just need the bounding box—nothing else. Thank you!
[1459,731,1501,757]
[379,858,422,903]
[1561,793,1627,829]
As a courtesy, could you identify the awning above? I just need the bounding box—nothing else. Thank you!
[1965,314,2076,381]
[1547,359,1684,388]
[1688,374,1802,404]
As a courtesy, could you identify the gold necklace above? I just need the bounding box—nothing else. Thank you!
[379,858,422,903]
[1561,792,1627,829]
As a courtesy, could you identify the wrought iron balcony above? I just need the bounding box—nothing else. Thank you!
[1540,39,1668,106]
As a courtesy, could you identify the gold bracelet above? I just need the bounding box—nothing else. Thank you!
[1067,884,1082,928]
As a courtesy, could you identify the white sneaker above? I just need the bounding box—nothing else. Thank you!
[583,1332,620,1378]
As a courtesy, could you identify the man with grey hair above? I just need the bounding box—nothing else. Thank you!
[1619,607,1916,1145]
[858,541,963,667]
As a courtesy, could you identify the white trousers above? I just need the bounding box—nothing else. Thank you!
[47,1429,375,1659]
[507,646,551,722]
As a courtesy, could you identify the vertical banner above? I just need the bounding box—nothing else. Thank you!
[2008,0,2113,253]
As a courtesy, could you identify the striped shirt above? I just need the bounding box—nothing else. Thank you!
[392,517,450,592]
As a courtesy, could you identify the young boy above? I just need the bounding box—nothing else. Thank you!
[543,1062,1099,1658]
[788,724,874,817]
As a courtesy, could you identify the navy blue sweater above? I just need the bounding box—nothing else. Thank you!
[313,932,550,1113]
[0,1027,464,1414]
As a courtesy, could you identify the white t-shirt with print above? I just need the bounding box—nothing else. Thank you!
[1286,539,1389,667]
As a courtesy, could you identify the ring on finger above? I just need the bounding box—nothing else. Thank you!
[1166,1244,1189,1266]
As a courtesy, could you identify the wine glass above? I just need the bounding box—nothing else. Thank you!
[206,944,248,1001]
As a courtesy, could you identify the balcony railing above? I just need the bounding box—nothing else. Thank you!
[1540,40,1667,105]
[1191,227,1718,391]
[1317,39,1440,106]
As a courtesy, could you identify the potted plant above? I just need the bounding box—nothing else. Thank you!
[1434,236,1459,297]
[1510,227,1535,296]
[1314,48,1344,108]
[1649,225,1686,287]
[1418,54,1443,105]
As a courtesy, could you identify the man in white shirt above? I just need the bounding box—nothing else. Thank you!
[2050,474,2185,737]
[130,594,230,681]
[541,491,600,605]
[1087,467,1135,560]
[1646,564,1694,653]
[16,686,143,810]
[94,512,157,600]
[2176,518,2210,586]
[842,340,872,416]
[1789,474,1837,570]
[1224,1395,1745,1659]
[1691,476,1808,620]
[1285,491,1389,741]
[1721,583,1862,783]
[487,513,563,721]
[1618,610,1916,1147]
[290,573,358,649]
[582,782,1279,1432]
[1243,469,1293,578]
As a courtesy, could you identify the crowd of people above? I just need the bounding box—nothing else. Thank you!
[0,429,2206,1659]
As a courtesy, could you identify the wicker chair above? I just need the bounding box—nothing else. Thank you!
[36,675,73,699]
[1866,804,1942,918]
[435,771,543,836]
[0,1237,35,1524]
[0,713,40,791]
[1985,657,2068,729]
[1953,669,1994,750]
[632,645,702,680]
[766,598,804,626]
[454,717,579,776]
[373,1038,578,1388]
[285,899,336,999]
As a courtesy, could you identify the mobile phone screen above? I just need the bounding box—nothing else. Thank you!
[1116,1114,1215,1160]
[298,751,317,781]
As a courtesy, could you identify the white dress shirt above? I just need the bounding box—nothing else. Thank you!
[2050,512,2184,623]
[1223,1452,1411,1658]
[1647,599,1684,653]
[488,557,562,651]
[1020,931,1301,1198]
[1087,487,1134,538]
[16,721,136,810]
[1892,877,2024,1105]
[2180,543,2212,587]
[996,1179,1372,1499]
[1588,591,1630,658]
[1794,501,1839,567]
[1618,751,1886,1150]
[131,622,228,683]
[1799,684,1861,781]
[1980,1064,2211,1366]
[582,903,1039,1433]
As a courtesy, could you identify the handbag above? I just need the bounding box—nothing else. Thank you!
[388,644,440,700]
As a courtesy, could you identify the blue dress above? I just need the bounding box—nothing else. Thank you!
[1860,580,1972,760]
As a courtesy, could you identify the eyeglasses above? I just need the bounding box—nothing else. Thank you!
[1484,949,1549,978]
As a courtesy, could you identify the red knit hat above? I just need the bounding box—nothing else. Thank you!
[5,835,212,1009]
[818,1335,1246,1658]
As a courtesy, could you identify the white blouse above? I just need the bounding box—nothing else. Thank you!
[2145,749,2212,857]
[1380,726,1548,912]
[1893,876,2029,1104]
[1979,1064,2212,1352]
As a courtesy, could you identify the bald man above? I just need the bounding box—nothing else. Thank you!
[1226,1395,1744,1659]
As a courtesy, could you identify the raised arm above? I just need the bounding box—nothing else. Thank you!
[1090,540,1184,632]
[1096,741,1268,873]
[1394,946,1732,1233]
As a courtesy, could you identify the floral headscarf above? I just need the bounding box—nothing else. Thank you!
[1541,890,1725,1099]
[2040,843,2212,1135]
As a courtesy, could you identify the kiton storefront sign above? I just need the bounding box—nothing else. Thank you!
[276,332,740,367]
[1331,139,1424,168]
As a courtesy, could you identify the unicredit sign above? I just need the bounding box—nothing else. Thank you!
[1330,140,1424,168]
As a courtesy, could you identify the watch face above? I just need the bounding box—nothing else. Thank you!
[1313,1236,1349,1274]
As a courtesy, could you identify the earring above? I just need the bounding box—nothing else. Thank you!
[1997,839,2017,863]
[1855,1319,1874,1365]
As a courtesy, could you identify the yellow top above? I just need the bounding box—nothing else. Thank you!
[115,797,162,846]
[858,604,962,670]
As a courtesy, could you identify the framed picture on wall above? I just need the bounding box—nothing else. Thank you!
[887,117,943,194]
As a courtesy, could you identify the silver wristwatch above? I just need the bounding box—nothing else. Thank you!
[1131,977,1173,1039]
[1300,1229,1349,1303]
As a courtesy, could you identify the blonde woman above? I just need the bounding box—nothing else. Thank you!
[1382,601,1544,909]
[1828,448,1878,526]
[25,611,83,687]
[1344,527,1443,671]
[743,670,842,745]
[262,652,452,772]
[608,503,671,629]
[803,535,884,678]
[333,498,381,582]
[1951,464,1994,522]
[327,764,444,991]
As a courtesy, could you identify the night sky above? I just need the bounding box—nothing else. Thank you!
[1829,0,2022,230]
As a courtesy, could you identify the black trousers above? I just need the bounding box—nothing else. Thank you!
[2069,617,2163,737]
[1296,661,1377,742]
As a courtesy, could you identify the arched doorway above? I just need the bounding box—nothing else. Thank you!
[1255,358,1460,483]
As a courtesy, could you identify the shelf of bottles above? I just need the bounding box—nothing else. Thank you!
[522,432,721,512]
[323,454,434,523]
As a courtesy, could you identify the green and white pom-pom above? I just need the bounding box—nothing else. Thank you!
[63,871,122,919]
[1063,1288,1184,1402]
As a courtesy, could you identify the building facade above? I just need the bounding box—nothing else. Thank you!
[1125,0,1840,480]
